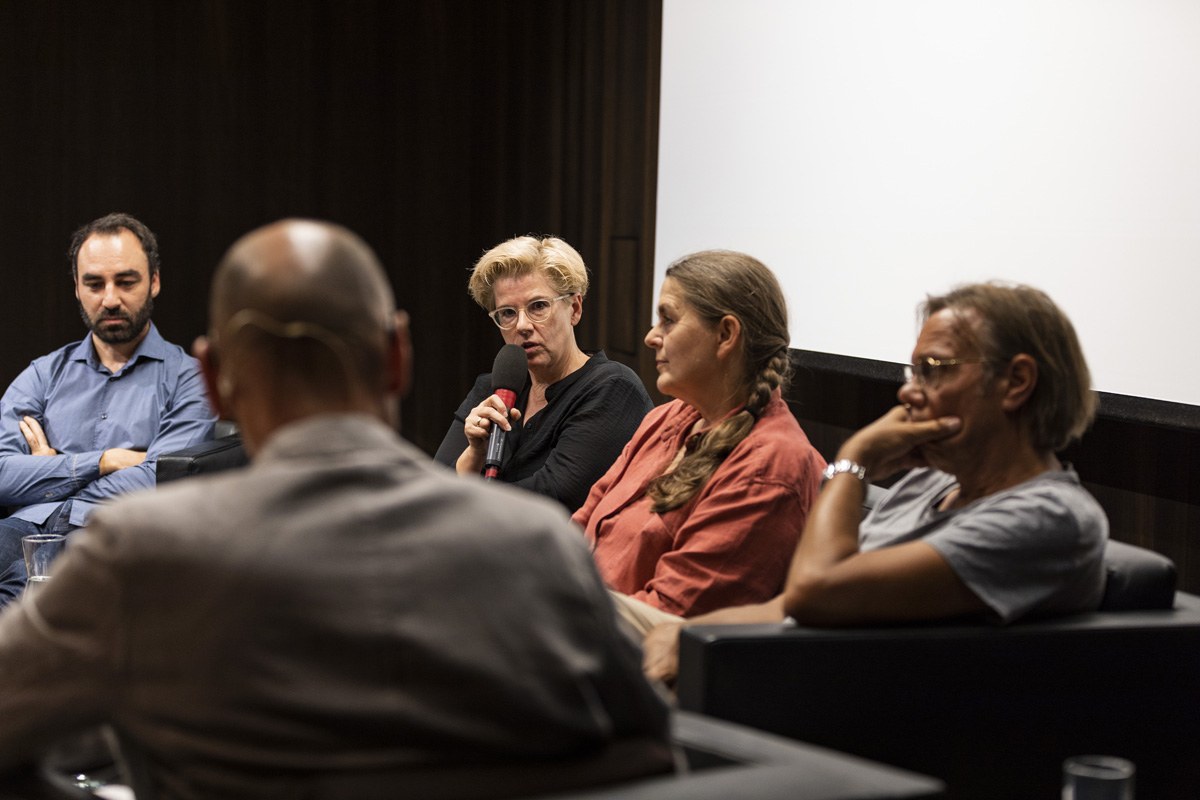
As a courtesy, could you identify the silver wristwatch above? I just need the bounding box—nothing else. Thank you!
[822,458,867,483]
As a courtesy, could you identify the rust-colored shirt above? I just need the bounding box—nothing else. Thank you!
[573,393,825,617]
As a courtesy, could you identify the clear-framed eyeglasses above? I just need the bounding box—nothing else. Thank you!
[903,356,989,389]
[488,293,574,329]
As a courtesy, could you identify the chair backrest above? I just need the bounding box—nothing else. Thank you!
[1100,538,1177,610]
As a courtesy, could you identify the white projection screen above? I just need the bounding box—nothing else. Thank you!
[655,0,1200,407]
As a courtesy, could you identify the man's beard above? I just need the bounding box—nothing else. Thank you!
[81,296,155,345]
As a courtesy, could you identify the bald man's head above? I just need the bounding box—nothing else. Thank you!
[206,220,404,420]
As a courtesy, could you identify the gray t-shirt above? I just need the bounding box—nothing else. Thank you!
[860,467,1107,623]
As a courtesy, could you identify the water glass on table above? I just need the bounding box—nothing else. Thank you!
[22,533,67,589]
[1063,755,1135,799]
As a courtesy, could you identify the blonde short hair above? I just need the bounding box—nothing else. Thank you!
[467,235,588,310]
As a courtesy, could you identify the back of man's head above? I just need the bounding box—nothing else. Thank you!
[206,220,403,431]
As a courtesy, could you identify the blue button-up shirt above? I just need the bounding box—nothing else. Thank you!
[0,324,216,527]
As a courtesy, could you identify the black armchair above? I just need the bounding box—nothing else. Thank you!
[678,480,1194,797]
[677,583,1200,799]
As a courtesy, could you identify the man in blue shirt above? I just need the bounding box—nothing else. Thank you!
[0,213,216,602]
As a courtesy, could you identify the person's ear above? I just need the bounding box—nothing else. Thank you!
[193,335,227,419]
[385,311,413,398]
[999,353,1038,412]
[568,293,583,326]
[715,314,742,359]
[150,269,161,299]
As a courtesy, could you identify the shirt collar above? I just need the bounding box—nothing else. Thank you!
[257,413,402,463]
[544,351,603,403]
[69,322,169,371]
[658,388,782,446]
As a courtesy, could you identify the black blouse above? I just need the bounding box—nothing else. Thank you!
[433,352,653,513]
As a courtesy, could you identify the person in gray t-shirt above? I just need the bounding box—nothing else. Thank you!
[643,282,1107,683]
[860,466,1105,623]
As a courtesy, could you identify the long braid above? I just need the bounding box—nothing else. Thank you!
[647,348,790,513]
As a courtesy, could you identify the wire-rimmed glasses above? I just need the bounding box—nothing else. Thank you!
[903,356,989,389]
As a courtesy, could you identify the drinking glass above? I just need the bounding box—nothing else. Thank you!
[22,533,67,587]
[1063,755,1135,800]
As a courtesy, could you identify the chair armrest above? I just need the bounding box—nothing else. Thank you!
[677,602,1200,799]
[156,436,247,483]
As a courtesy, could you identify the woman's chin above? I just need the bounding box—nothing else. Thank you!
[523,349,548,370]
[655,378,687,404]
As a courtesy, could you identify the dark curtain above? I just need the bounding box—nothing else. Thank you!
[0,0,661,454]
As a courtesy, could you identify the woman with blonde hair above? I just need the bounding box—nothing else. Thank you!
[573,250,825,626]
[434,235,652,512]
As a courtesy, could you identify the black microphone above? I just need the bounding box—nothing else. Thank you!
[483,344,527,481]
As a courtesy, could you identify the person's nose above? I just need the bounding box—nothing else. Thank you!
[516,302,546,329]
[644,325,660,349]
[101,282,121,308]
[507,310,529,335]
[898,377,924,408]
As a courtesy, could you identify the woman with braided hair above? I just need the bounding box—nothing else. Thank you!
[572,250,825,631]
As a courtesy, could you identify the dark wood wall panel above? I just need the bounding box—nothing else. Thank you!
[604,236,642,359]
[0,0,663,456]
[602,0,662,388]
